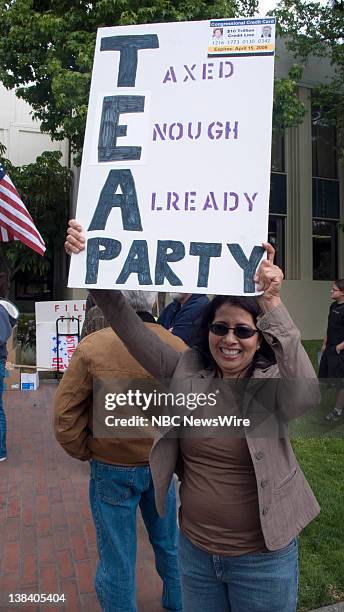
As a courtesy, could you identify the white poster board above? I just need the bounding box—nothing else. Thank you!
[68,17,276,295]
[35,300,86,371]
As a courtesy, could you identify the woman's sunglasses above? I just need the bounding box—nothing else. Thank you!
[208,323,259,339]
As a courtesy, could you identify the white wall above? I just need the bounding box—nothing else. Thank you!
[281,280,332,340]
[0,83,68,165]
[275,39,335,87]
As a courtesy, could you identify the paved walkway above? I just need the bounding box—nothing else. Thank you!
[311,606,344,611]
[0,381,164,611]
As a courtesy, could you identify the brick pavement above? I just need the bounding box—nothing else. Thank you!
[311,606,344,612]
[0,381,165,612]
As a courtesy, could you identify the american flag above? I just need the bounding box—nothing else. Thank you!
[0,163,46,256]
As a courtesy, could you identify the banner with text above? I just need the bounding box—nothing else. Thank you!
[68,17,276,295]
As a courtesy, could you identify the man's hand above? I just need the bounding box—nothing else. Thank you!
[65,219,85,254]
[254,242,283,312]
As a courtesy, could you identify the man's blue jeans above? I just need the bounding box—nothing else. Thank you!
[89,460,182,612]
[0,361,7,459]
[179,531,298,612]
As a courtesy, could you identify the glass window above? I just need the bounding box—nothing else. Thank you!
[268,216,285,271]
[312,104,339,279]
[312,108,338,179]
[270,173,287,215]
[312,178,340,219]
[313,220,338,280]
[271,131,285,173]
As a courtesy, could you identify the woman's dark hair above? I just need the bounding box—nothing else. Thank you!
[334,279,344,292]
[192,295,276,373]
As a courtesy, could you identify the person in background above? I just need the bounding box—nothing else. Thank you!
[319,279,344,422]
[158,293,209,346]
[80,304,109,339]
[0,273,19,462]
[79,291,96,338]
[54,290,185,612]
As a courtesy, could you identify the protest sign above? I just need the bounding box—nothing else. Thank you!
[68,17,276,295]
[35,300,86,371]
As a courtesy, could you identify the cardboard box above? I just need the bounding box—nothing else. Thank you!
[4,367,21,390]
[20,372,39,391]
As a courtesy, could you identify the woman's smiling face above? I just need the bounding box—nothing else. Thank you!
[208,303,260,378]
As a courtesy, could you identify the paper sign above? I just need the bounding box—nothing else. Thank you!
[35,300,86,371]
[68,18,276,295]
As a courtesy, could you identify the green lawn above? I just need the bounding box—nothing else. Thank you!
[302,339,322,373]
[294,437,344,611]
[283,340,344,609]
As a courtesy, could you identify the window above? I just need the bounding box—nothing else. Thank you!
[268,216,285,271]
[269,131,286,271]
[312,104,339,280]
[313,178,340,219]
[270,172,287,216]
[313,220,338,280]
[312,108,338,179]
[271,131,285,173]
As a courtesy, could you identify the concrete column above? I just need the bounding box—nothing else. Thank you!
[285,87,313,280]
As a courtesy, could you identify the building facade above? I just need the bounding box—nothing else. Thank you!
[269,40,344,339]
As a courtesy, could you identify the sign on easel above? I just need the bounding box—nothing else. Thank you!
[35,300,86,371]
[68,17,276,295]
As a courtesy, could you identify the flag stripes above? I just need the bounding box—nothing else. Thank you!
[0,165,46,256]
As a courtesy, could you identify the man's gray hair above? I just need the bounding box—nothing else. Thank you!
[122,290,158,313]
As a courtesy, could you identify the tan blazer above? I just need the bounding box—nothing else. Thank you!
[88,290,321,551]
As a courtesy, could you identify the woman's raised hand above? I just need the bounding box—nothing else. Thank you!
[64,219,85,254]
[254,242,283,311]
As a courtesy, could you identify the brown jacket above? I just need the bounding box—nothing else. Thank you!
[54,320,186,465]
[88,290,321,551]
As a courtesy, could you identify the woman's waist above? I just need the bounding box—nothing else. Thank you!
[179,475,261,532]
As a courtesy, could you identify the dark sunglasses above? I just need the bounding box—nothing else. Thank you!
[208,323,259,339]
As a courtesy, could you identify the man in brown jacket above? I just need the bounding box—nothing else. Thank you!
[54,290,185,612]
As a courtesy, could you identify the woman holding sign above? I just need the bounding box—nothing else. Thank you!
[66,224,320,612]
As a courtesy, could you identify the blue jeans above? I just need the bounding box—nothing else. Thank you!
[0,361,6,459]
[89,460,182,612]
[179,531,298,612]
